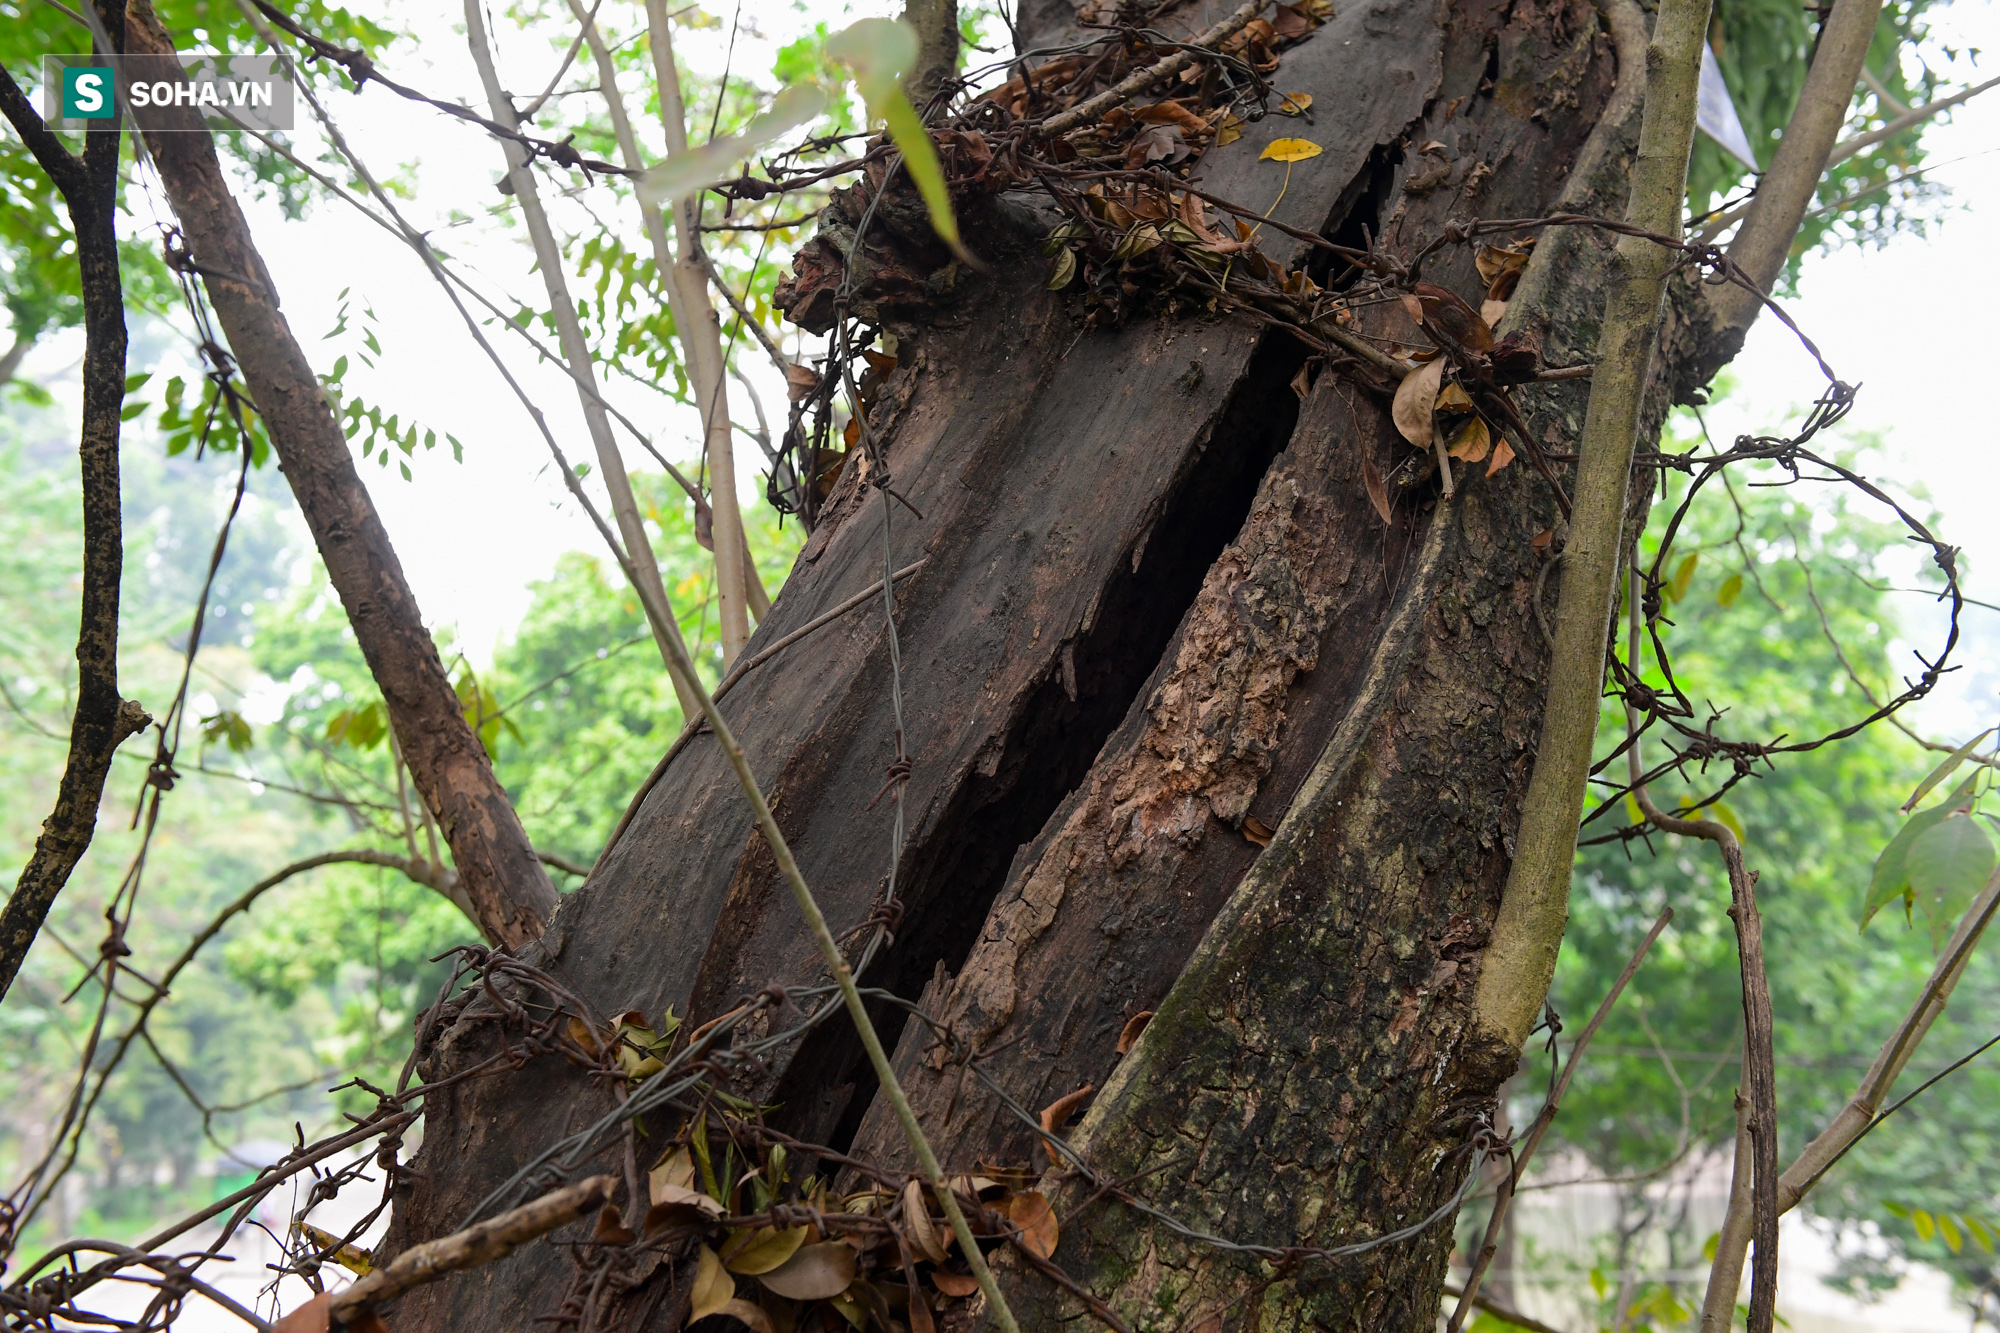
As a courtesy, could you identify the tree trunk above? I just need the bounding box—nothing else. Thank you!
[0,18,151,1002]
[387,0,1731,1327]
[122,0,557,948]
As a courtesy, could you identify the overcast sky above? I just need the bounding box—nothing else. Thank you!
[15,0,1997,743]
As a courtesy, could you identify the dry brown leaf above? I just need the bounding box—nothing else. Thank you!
[1270,3,1312,39]
[1531,528,1553,548]
[593,1205,638,1246]
[1362,447,1393,524]
[724,1225,810,1275]
[1399,293,1425,325]
[1277,91,1313,115]
[644,1199,721,1236]
[783,363,820,403]
[709,1299,774,1333]
[1413,282,1492,353]
[1241,813,1275,845]
[1486,436,1516,477]
[565,1014,604,1058]
[1435,382,1474,413]
[1447,417,1491,464]
[274,1294,329,1333]
[649,1147,698,1200]
[1007,1191,1060,1259]
[1289,363,1312,401]
[1134,100,1209,135]
[907,1279,937,1333]
[1481,298,1507,327]
[757,1241,858,1301]
[692,1246,736,1323]
[1039,1085,1094,1137]
[1117,1010,1155,1054]
[931,1269,980,1298]
[902,1179,950,1264]
[1391,359,1444,448]
[1213,112,1245,146]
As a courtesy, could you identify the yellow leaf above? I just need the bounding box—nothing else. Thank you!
[1259,137,1323,162]
[1214,112,1245,146]
[1447,417,1491,463]
[291,1221,373,1276]
[724,1224,810,1275]
[757,1240,859,1300]
[691,1246,735,1323]
[1277,92,1313,115]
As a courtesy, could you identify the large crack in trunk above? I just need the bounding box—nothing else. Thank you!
[381,0,1728,1327]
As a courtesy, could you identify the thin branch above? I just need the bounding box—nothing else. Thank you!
[329,1176,614,1321]
[1448,908,1672,1332]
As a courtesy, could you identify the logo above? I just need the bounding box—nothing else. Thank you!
[60,66,116,119]
[43,54,293,131]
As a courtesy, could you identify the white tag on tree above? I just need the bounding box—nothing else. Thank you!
[1698,44,1762,170]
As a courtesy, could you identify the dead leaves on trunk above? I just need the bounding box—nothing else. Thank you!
[629,1121,1072,1331]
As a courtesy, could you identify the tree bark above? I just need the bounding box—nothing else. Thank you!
[122,0,557,949]
[0,20,151,1003]
[386,0,1739,1327]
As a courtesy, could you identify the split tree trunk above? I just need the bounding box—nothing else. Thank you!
[389,0,1731,1327]
[123,0,557,948]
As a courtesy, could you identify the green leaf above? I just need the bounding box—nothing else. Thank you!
[1666,551,1699,603]
[1717,572,1743,607]
[1047,247,1077,290]
[636,84,827,205]
[1966,1214,1994,1253]
[1903,728,1995,812]
[120,401,147,421]
[200,711,254,753]
[1864,773,1978,930]
[823,19,965,257]
[1940,1213,1963,1253]
[1884,1201,1909,1218]
[330,354,349,382]
[324,701,386,750]
[1913,1209,1935,1242]
[123,371,153,393]
[1905,812,1996,949]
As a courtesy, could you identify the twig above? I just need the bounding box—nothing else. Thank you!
[330,1176,615,1320]
[1442,1281,1569,1333]
[1038,1,1268,136]
[1623,557,1779,1333]
[1447,907,1672,1332]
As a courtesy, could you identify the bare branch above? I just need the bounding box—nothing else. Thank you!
[0,46,149,1004]
[326,1176,615,1323]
